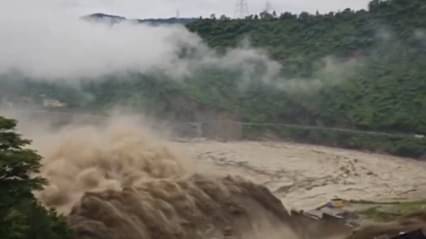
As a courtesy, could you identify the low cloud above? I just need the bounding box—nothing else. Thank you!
[0,1,201,79]
[0,0,364,98]
[0,0,281,82]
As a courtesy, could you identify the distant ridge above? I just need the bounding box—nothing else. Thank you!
[82,13,126,24]
[83,13,197,25]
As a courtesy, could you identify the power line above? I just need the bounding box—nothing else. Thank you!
[234,0,249,19]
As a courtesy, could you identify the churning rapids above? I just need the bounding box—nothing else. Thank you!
[8,114,426,239]
[22,117,349,239]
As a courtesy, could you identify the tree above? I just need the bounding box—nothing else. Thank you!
[298,11,312,21]
[279,12,295,20]
[0,116,72,239]
[0,117,44,204]
[369,0,383,12]
[245,15,254,20]
[219,14,230,21]
[259,11,274,20]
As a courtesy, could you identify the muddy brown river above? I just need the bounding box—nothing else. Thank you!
[171,140,426,211]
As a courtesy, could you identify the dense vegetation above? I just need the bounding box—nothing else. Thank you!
[0,0,425,157]
[0,116,72,239]
[185,0,426,157]
[187,0,426,134]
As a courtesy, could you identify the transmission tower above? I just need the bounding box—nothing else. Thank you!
[235,0,249,19]
[264,1,272,13]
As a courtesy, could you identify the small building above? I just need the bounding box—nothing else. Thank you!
[43,99,66,108]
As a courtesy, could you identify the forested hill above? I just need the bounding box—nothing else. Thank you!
[84,13,197,25]
[1,0,425,157]
[186,0,426,135]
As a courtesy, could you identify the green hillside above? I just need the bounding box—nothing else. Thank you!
[1,0,425,157]
[187,0,426,134]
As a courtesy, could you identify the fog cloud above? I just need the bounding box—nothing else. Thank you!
[0,0,285,83]
[0,1,201,79]
[0,0,364,96]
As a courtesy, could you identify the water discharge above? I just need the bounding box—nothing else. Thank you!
[35,117,189,213]
[29,116,350,239]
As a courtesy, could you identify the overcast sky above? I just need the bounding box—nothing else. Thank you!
[60,0,371,18]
